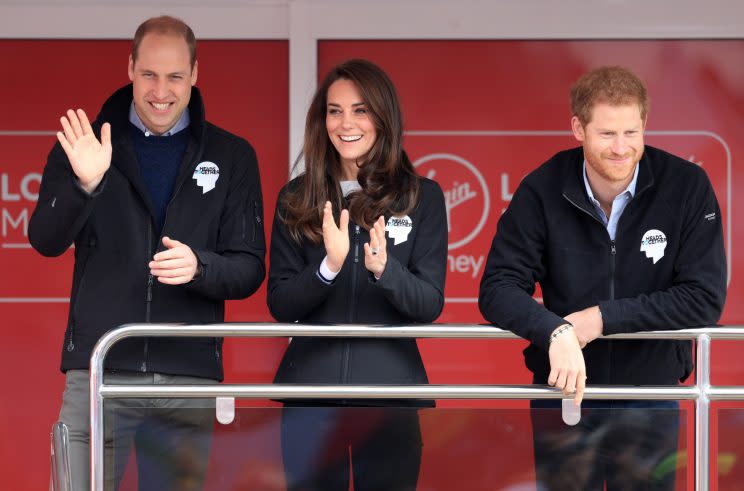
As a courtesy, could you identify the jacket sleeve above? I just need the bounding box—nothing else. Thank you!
[599,169,727,333]
[478,181,568,351]
[266,196,336,322]
[28,141,108,257]
[373,181,448,323]
[185,143,266,300]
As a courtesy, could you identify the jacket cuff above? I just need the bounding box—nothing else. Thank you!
[185,249,208,288]
[72,172,108,198]
[598,300,626,334]
[368,254,399,288]
[533,313,570,352]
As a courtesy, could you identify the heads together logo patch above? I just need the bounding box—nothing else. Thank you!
[193,161,219,194]
[412,153,490,251]
[386,215,413,245]
[641,229,667,264]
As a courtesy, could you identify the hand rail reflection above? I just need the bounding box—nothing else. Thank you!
[90,323,744,491]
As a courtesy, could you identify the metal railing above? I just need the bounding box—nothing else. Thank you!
[89,324,744,491]
[50,422,71,491]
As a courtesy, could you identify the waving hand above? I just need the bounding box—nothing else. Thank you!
[57,109,111,194]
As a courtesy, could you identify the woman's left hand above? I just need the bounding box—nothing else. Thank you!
[364,216,387,278]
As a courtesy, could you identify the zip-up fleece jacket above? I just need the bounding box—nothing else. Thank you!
[267,176,447,406]
[29,84,266,381]
[479,145,726,386]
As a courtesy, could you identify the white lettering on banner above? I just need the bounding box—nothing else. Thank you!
[2,208,28,237]
[413,153,490,251]
[447,254,485,279]
[501,173,514,201]
[1,173,41,202]
[2,172,41,243]
[427,170,478,233]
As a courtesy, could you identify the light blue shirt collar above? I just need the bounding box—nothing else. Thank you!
[128,102,190,137]
[583,161,639,240]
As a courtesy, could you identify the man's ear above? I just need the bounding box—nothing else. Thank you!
[571,116,585,143]
[128,55,135,82]
[191,60,198,86]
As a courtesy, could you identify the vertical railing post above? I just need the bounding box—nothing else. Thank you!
[696,334,711,491]
[90,343,106,491]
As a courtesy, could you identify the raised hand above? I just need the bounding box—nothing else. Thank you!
[364,215,387,278]
[149,236,199,285]
[548,326,587,405]
[322,201,349,272]
[57,109,112,194]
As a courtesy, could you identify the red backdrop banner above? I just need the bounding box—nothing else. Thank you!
[2,38,743,490]
[318,40,743,490]
[0,40,288,490]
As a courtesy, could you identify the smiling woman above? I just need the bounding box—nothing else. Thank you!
[325,78,377,179]
[266,59,448,491]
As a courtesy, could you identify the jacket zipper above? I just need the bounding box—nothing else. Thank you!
[350,224,361,322]
[564,193,617,382]
[68,238,97,353]
[143,222,154,372]
[143,158,195,372]
[341,224,361,384]
[609,241,616,300]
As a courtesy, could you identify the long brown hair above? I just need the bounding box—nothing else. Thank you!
[281,59,420,243]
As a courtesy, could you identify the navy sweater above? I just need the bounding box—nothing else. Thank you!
[130,124,189,235]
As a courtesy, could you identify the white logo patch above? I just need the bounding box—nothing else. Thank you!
[386,215,413,245]
[640,229,667,264]
[192,161,220,194]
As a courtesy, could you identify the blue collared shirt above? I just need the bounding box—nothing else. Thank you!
[583,161,639,241]
[128,102,190,136]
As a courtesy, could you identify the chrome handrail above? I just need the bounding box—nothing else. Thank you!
[50,421,71,491]
[90,324,744,491]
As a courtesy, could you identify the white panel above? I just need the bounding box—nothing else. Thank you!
[0,1,288,39]
[288,0,316,175]
[304,0,744,39]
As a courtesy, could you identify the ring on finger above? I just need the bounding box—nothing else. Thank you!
[371,247,379,256]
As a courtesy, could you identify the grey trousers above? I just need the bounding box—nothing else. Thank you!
[57,370,217,491]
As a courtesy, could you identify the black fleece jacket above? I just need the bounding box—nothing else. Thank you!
[479,145,726,385]
[29,85,266,380]
[268,176,447,405]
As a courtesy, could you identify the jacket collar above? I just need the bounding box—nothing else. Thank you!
[562,146,655,214]
[94,85,207,227]
[97,84,206,141]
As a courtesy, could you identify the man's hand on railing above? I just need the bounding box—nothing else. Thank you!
[565,306,603,348]
[548,326,587,405]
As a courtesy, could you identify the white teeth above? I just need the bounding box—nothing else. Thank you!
[340,135,361,142]
[152,102,170,111]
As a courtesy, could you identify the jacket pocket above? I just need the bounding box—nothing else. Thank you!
[250,199,263,243]
[70,237,96,330]
[242,196,263,243]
